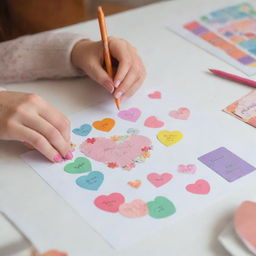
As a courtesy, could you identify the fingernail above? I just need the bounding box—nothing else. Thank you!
[114,80,121,88]
[104,80,114,93]
[54,155,63,163]
[115,91,123,99]
[64,152,73,160]
[47,250,67,256]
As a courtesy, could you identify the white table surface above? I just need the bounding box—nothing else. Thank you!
[1,0,256,255]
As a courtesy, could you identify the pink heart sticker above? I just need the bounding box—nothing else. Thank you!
[177,164,196,174]
[118,108,141,122]
[148,91,161,99]
[186,179,210,194]
[119,199,148,218]
[94,193,125,213]
[80,134,152,170]
[144,116,164,128]
[234,201,256,254]
[147,173,173,187]
[169,107,190,120]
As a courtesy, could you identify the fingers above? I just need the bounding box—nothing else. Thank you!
[113,57,146,99]
[23,115,72,159]
[16,125,64,162]
[84,60,114,93]
[122,76,145,98]
[109,39,132,88]
[114,69,138,99]
[39,103,71,142]
[109,38,146,99]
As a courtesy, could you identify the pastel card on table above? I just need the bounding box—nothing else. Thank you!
[224,90,256,128]
[198,147,256,182]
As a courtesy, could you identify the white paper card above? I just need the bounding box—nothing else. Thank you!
[22,89,256,249]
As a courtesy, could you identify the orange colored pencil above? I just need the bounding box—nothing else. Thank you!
[97,6,120,110]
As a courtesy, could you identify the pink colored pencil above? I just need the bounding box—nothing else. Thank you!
[209,69,256,88]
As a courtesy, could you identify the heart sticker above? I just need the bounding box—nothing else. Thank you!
[76,171,104,191]
[148,91,161,99]
[147,196,176,219]
[128,180,141,188]
[177,164,196,174]
[157,130,183,147]
[119,199,148,218]
[144,116,164,128]
[94,193,125,213]
[186,179,210,194]
[93,118,115,132]
[80,134,152,170]
[118,108,141,122]
[127,128,139,135]
[234,201,256,254]
[169,107,190,120]
[64,157,92,174]
[147,173,173,187]
[72,123,92,137]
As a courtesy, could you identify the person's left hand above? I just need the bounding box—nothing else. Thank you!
[71,37,146,101]
[32,249,67,256]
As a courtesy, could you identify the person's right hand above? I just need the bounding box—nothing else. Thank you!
[0,91,73,162]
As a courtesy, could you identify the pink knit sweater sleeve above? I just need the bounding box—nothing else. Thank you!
[0,32,86,84]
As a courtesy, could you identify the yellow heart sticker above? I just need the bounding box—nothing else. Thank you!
[157,130,183,146]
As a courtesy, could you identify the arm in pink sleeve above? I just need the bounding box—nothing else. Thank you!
[0,32,87,84]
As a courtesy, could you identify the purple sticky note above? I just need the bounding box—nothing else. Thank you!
[198,147,255,182]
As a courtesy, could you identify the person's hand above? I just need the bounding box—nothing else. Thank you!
[0,91,73,162]
[32,249,67,256]
[71,37,146,101]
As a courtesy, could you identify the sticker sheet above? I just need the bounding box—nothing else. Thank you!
[224,89,256,127]
[168,1,256,75]
[22,89,256,249]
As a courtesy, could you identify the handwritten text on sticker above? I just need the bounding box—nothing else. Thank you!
[118,108,141,122]
[186,179,210,194]
[147,196,176,219]
[147,173,173,187]
[119,199,148,218]
[94,193,125,213]
[93,118,115,132]
[157,130,183,146]
[76,171,104,191]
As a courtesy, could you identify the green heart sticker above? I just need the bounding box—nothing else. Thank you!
[64,157,92,174]
[147,196,176,219]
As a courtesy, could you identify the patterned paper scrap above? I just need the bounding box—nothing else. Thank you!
[224,89,256,128]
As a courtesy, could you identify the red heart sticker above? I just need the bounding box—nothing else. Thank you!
[94,193,125,213]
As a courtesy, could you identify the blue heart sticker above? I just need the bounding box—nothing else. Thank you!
[127,128,139,135]
[76,171,104,191]
[72,124,92,137]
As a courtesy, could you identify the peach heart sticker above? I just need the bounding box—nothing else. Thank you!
[178,164,196,174]
[234,201,256,254]
[128,180,141,188]
[144,116,164,128]
[157,130,183,147]
[169,107,190,120]
[94,193,125,213]
[186,179,210,194]
[93,118,115,132]
[119,199,148,218]
[147,173,173,187]
[148,91,161,99]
